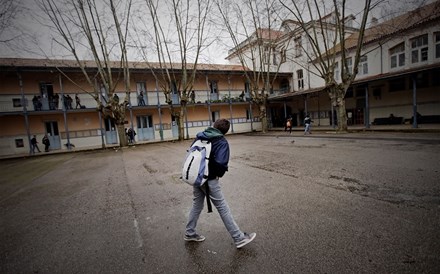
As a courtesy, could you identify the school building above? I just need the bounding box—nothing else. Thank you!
[1,1,439,157]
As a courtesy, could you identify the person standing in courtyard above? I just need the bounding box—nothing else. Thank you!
[42,134,50,152]
[184,118,256,249]
[285,117,292,134]
[304,114,312,135]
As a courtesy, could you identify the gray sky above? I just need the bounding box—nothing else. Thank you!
[0,0,432,64]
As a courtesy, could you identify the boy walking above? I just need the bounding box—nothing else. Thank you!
[184,119,256,249]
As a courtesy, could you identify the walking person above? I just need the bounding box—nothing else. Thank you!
[75,94,81,109]
[184,119,256,249]
[285,117,292,134]
[304,114,313,135]
[31,135,41,153]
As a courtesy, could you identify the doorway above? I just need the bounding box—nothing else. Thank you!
[45,121,61,149]
[40,82,54,110]
[104,118,118,144]
[137,115,154,140]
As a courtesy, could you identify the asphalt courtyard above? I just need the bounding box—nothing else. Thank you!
[1,131,439,273]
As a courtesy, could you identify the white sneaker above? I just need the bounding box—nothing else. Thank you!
[235,232,256,249]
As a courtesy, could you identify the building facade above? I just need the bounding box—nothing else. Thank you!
[0,59,290,157]
[265,1,440,128]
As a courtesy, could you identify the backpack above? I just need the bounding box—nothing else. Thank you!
[181,139,212,187]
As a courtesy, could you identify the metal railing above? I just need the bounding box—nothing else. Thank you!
[0,88,289,113]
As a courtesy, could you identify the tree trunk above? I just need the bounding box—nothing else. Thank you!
[116,123,128,146]
[178,107,185,141]
[336,95,348,132]
[259,103,268,133]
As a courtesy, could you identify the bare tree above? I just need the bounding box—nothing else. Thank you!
[137,0,211,141]
[0,0,18,44]
[280,0,372,131]
[37,0,133,146]
[215,0,287,133]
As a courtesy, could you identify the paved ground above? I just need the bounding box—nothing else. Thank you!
[1,132,439,273]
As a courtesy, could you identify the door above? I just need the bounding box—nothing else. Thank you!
[136,82,147,106]
[210,81,219,101]
[45,121,61,149]
[171,81,179,104]
[104,118,118,144]
[40,82,54,110]
[137,115,155,140]
[212,111,220,124]
[171,115,179,138]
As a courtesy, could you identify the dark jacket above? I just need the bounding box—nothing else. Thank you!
[195,127,229,180]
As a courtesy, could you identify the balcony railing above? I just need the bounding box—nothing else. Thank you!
[0,88,287,113]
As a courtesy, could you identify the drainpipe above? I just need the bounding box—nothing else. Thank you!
[184,105,189,139]
[228,75,234,133]
[205,74,212,125]
[18,72,32,155]
[365,85,370,128]
[304,94,308,115]
[317,92,321,126]
[331,104,335,129]
[249,100,254,131]
[155,78,164,141]
[129,104,134,136]
[412,75,418,128]
[59,75,72,150]
[380,43,383,74]
[283,101,287,119]
[95,79,105,148]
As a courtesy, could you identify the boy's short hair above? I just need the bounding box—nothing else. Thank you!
[213,119,230,135]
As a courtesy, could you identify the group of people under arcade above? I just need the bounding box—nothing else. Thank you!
[285,114,313,135]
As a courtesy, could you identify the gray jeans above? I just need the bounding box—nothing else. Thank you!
[185,178,244,242]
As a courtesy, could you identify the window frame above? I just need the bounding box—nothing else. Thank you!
[357,55,368,75]
[410,34,428,63]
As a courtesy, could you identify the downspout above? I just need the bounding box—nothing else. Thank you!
[155,78,164,141]
[205,74,212,125]
[18,72,31,155]
[59,74,71,150]
[412,75,418,128]
[95,79,105,148]
[228,74,234,133]
[365,85,370,128]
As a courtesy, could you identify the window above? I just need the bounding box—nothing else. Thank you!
[334,62,339,80]
[435,32,440,59]
[136,82,146,93]
[294,36,302,57]
[13,98,23,107]
[15,139,24,148]
[358,55,368,75]
[411,34,428,63]
[280,49,287,63]
[390,42,405,68]
[415,72,429,89]
[389,77,406,92]
[345,57,352,73]
[297,69,304,90]
[345,88,353,98]
[272,47,277,65]
[212,111,220,123]
[137,115,153,128]
[209,81,218,94]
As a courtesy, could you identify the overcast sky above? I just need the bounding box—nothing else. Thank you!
[0,0,433,64]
